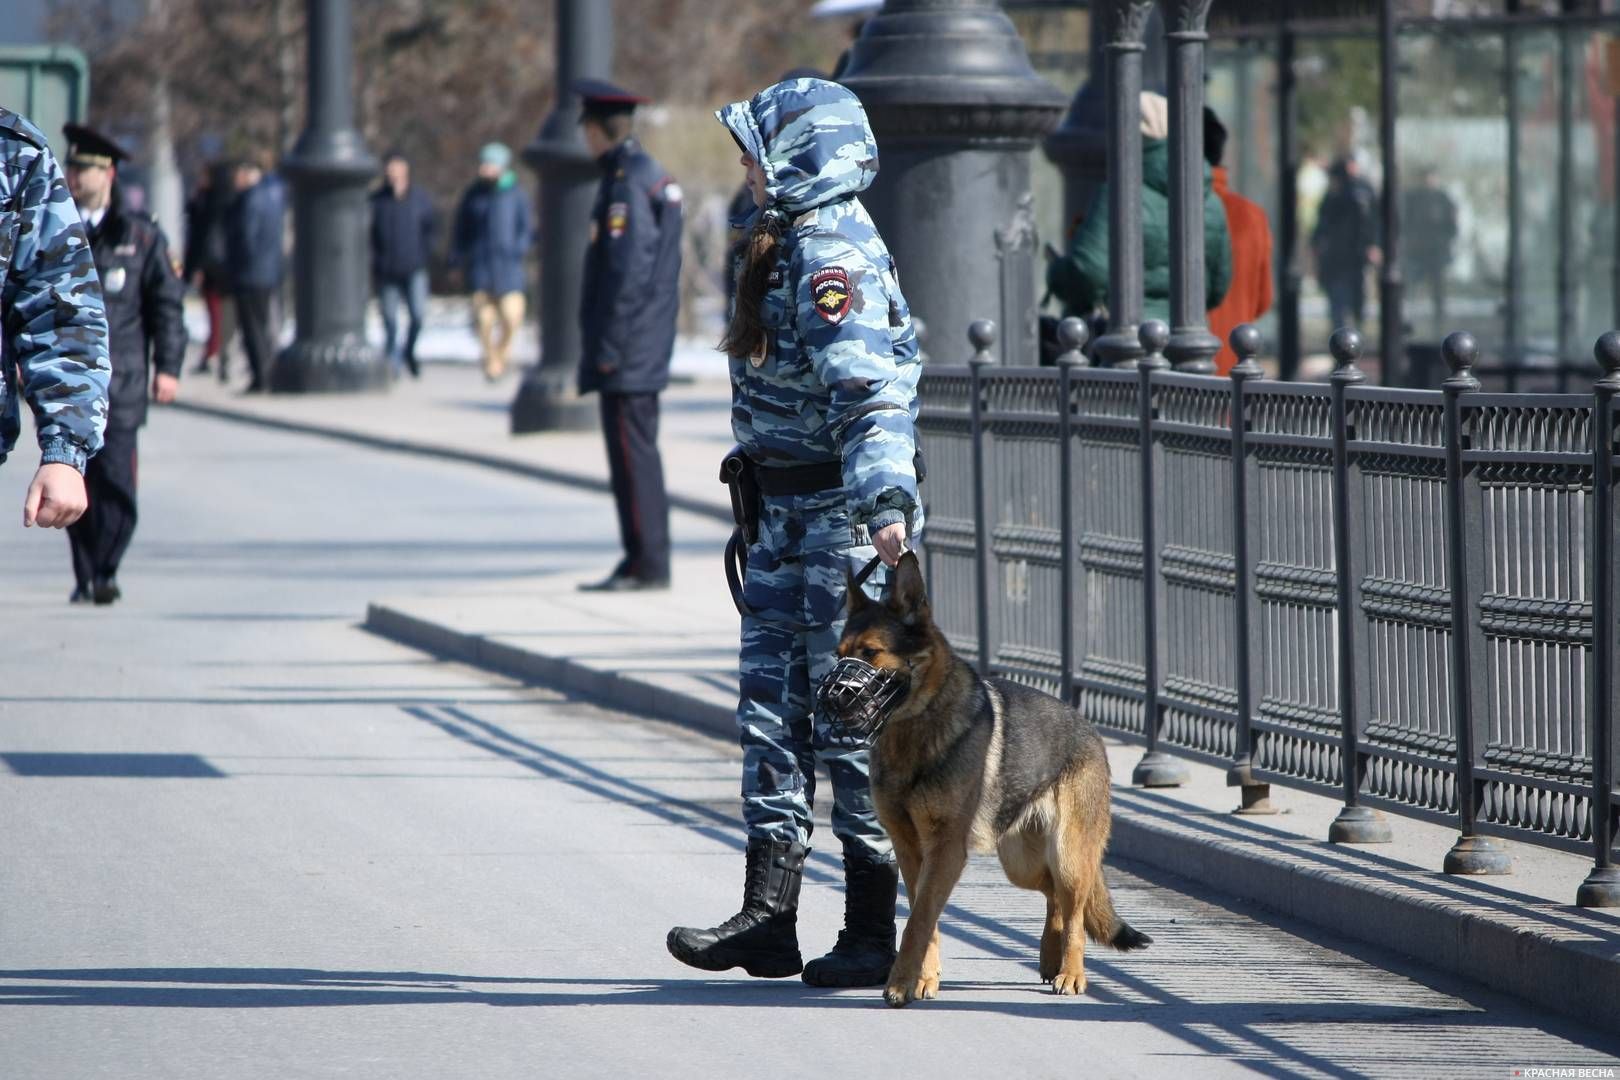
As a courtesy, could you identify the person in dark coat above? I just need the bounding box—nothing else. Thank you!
[182,162,232,377]
[225,156,286,393]
[62,124,186,604]
[1403,166,1459,336]
[1311,155,1381,334]
[450,142,531,381]
[574,79,683,592]
[370,151,436,378]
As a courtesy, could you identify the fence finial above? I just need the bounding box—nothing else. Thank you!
[1328,327,1365,385]
[1056,317,1089,367]
[1230,324,1263,378]
[1441,331,1481,392]
[1138,319,1170,370]
[968,319,997,365]
[1596,331,1620,389]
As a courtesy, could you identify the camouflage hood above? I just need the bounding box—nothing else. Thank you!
[715,78,878,217]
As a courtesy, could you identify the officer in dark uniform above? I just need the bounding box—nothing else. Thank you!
[61,124,186,605]
[574,78,682,592]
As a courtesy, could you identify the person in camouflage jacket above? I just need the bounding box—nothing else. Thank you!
[666,77,920,990]
[0,109,110,529]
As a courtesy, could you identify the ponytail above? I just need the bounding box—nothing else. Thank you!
[720,211,784,362]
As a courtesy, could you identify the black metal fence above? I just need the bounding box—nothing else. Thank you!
[918,316,1620,908]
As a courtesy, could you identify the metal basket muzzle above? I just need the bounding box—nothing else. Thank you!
[817,656,909,741]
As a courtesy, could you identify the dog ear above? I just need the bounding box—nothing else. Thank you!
[845,566,870,615]
[889,550,930,625]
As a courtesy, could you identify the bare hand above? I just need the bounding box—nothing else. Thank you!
[153,372,180,404]
[873,522,908,568]
[23,462,88,528]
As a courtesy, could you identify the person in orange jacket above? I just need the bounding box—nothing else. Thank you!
[1204,108,1274,374]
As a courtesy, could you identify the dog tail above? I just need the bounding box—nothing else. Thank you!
[1084,876,1152,951]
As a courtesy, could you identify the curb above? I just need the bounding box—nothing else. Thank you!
[173,400,735,526]
[1105,794,1620,1035]
[363,602,735,741]
[365,596,1620,1036]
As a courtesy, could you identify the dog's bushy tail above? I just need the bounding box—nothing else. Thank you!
[1083,876,1152,951]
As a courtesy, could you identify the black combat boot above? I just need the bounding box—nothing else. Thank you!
[667,838,805,978]
[801,852,898,987]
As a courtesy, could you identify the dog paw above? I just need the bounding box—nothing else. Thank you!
[1038,962,1058,983]
[884,972,939,1007]
[1051,971,1087,996]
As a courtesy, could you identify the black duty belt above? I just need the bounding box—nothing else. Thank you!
[753,460,844,497]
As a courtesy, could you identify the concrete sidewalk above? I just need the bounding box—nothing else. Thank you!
[173,359,737,524]
[177,366,1620,1035]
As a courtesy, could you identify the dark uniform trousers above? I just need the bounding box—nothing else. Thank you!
[600,391,670,583]
[68,423,139,588]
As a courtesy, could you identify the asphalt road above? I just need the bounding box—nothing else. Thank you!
[2,410,1617,1080]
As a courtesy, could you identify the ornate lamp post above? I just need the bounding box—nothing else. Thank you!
[840,0,1066,365]
[273,0,388,393]
[510,0,612,434]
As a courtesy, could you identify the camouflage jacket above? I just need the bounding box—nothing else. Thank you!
[717,78,920,539]
[0,109,110,472]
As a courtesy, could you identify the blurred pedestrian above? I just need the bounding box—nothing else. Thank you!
[370,151,436,379]
[183,162,232,377]
[0,108,110,533]
[62,124,186,605]
[1403,166,1458,336]
[1046,91,1232,332]
[450,142,531,381]
[225,156,286,393]
[1204,108,1274,374]
[573,79,681,593]
[1311,156,1380,334]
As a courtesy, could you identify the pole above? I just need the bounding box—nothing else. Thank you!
[1093,1,1157,370]
[1376,0,1404,386]
[511,0,614,433]
[1164,0,1219,373]
[273,0,388,393]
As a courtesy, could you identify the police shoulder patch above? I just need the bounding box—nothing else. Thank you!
[811,266,852,324]
[607,202,629,239]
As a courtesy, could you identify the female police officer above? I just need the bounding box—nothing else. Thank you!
[666,78,921,988]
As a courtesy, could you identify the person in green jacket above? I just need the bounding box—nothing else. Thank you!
[1047,91,1232,327]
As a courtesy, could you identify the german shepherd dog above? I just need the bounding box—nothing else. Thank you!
[835,552,1150,1007]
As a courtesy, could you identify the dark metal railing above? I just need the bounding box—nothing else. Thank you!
[916,315,1620,908]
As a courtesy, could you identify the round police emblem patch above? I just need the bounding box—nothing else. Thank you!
[811,267,852,324]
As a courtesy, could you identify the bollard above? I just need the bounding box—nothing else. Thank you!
[1225,323,1276,814]
[1326,327,1393,843]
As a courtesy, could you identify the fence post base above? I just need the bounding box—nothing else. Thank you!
[1328,805,1393,844]
[1131,750,1188,788]
[1442,834,1512,876]
[1576,867,1620,908]
[1226,757,1278,814]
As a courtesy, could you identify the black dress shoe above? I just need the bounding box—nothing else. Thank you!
[93,578,121,605]
[578,572,641,592]
[69,584,93,605]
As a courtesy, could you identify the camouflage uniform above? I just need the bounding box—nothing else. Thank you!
[0,109,109,472]
[716,79,923,862]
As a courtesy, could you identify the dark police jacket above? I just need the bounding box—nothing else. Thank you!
[578,138,682,396]
[87,189,185,431]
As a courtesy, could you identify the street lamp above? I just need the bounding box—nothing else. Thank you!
[510,0,612,434]
[273,0,388,393]
[840,0,1066,366]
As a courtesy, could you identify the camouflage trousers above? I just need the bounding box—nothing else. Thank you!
[736,489,892,863]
